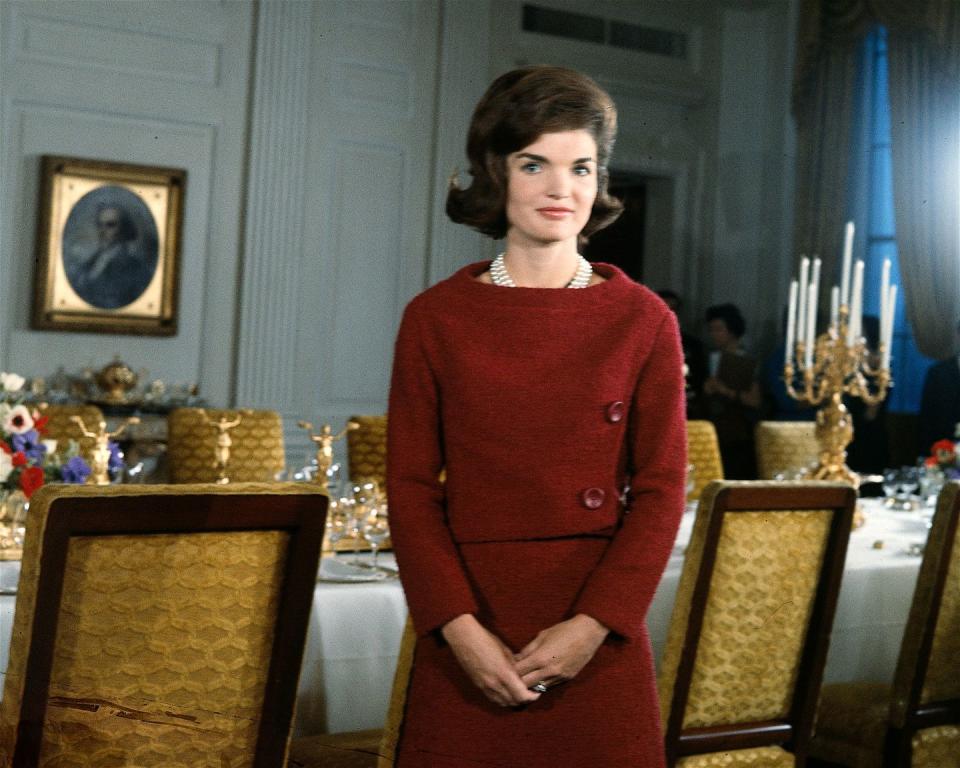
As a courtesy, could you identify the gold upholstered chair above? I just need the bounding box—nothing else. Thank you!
[755,421,819,480]
[287,617,417,767]
[36,403,105,460]
[0,482,327,767]
[808,481,960,767]
[167,407,285,483]
[686,420,725,502]
[658,481,856,767]
[347,415,387,488]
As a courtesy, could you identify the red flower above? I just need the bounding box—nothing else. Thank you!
[10,452,26,467]
[33,414,49,433]
[0,441,9,455]
[931,439,956,465]
[19,466,44,499]
[925,456,939,467]
[931,439,955,455]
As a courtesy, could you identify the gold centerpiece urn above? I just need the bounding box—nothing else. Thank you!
[783,221,897,492]
[95,357,138,404]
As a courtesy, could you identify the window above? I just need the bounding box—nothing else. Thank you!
[848,25,933,414]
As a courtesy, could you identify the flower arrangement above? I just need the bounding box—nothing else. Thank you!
[0,372,95,499]
[924,438,960,481]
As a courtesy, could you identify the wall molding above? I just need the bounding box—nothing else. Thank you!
[234,0,312,409]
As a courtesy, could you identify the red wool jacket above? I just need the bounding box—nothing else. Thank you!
[386,261,687,640]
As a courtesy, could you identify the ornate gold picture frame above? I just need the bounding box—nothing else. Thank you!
[32,155,186,336]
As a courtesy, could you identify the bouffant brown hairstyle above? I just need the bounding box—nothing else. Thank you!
[446,66,623,242]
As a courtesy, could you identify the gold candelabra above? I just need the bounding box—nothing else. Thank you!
[299,420,358,493]
[784,305,891,488]
[783,222,897,491]
[70,415,140,485]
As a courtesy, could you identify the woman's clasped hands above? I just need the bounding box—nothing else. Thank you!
[441,613,609,708]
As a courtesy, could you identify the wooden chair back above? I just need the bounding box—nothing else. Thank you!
[658,481,856,766]
[686,420,724,501]
[36,403,105,460]
[167,407,285,483]
[755,421,819,480]
[0,482,326,767]
[885,481,960,764]
[287,617,416,767]
[347,415,387,489]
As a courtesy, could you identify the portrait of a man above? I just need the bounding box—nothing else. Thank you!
[62,185,159,310]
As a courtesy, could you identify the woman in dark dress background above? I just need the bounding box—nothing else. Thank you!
[387,66,686,767]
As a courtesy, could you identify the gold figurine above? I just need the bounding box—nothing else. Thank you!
[299,420,358,492]
[202,411,244,484]
[70,415,141,485]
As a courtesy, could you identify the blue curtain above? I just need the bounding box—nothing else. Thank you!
[847,26,934,414]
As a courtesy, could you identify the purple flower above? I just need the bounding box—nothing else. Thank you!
[108,441,125,473]
[11,429,46,463]
[61,456,91,484]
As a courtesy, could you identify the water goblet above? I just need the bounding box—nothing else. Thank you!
[349,482,380,563]
[361,506,390,571]
[897,466,920,510]
[325,497,352,554]
[881,469,899,508]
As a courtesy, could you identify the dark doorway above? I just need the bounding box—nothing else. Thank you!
[582,175,646,282]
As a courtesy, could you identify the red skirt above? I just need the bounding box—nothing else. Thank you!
[395,537,666,768]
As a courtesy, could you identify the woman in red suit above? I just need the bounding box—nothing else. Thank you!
[387,66,687,767]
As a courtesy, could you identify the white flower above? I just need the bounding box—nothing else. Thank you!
[0,373,25,393]
[0,452,11,483]
[42,439,58,454]
[3,405,34,435]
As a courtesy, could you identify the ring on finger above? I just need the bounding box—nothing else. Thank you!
[531,681,548,694]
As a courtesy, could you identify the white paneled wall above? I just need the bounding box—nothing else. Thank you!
[0,0,796,469]
[284,0,443,464]
[0,0,253,406]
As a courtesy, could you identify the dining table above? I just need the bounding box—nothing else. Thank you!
[0,496,934,737]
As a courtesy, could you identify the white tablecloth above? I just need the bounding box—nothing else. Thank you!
[0,499,931,736]
[295,498,930,734]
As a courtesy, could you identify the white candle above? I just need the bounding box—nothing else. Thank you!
[805,282,818,369]
[848,260,864,346]
[880,259,891,344]
[811,257,821,306]
[785,280,798,366]
[830,286,840,327]
[840,221,854,307]
[797,257,809,346]
[883,284,898,369]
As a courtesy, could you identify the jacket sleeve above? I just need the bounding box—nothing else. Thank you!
[386,303,479,636]
[573,311,687,639]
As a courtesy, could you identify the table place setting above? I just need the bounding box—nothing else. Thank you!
[319,555,395,584]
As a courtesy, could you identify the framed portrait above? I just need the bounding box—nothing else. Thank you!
[32,155,186,336]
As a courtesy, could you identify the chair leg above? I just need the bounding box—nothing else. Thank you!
[882,726,912,768]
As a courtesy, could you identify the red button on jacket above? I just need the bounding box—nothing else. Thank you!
[580,487,606,509]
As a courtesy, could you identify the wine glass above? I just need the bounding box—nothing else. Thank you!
[361,506,390,570]
[325,497,352,554]
[882,469,899,507]
[897,466,919,500]
[349,481,381,563]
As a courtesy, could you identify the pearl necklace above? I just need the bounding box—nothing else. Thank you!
[489,253,593,289]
